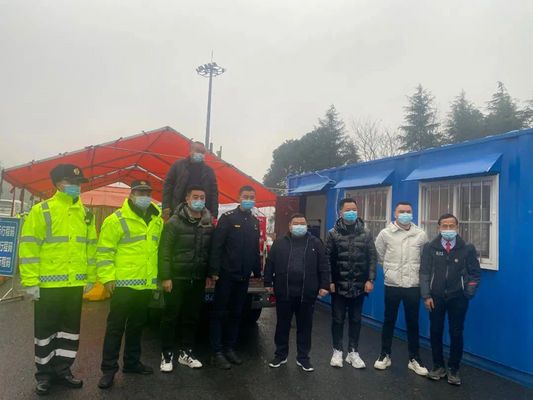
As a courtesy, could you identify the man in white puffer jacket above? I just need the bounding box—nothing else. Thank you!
[373,202,429,376]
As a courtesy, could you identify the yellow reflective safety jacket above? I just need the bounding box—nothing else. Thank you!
[97,199,163,290]
[19,191,97,288]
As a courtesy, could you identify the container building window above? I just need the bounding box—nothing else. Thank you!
[344,187,392,239]
[419,176,499,270]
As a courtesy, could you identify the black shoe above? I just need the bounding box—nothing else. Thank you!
[225,350,242,365]
[56,375,83,388]
[427,365,447,381]
[447,367,461,386]
[123,363,154,375]
[35,380,51,396]
[296,360,314,372]
[98,374,115,389]
[211,353,232,370]
[269,357,288,368]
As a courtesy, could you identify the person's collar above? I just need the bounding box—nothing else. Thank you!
[441,236,457,247]
[54,190,79,206]
[394,221,412,231]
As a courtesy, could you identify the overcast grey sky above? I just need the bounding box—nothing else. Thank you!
[1,0,532,183]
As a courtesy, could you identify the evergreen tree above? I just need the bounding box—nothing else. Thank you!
[484,82,527,136]
[399,84,442,151]
[445,90,486,143]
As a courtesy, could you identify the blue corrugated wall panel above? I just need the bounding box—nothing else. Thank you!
[287,129,533,386]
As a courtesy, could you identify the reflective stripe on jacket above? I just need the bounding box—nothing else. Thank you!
[97,199,163,290]
[19,191,97,288]
[375,222,429,288]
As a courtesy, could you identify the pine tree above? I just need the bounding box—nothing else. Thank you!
[484,82,527,136]
[399,85,442,151]
[445,90,486,143]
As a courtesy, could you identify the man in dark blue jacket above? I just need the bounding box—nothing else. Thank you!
[420,213,481,386]
[209,185,261,369]
[264,213,329,372]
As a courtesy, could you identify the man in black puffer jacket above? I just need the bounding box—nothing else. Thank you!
[264,213,330,372]
[326,198,377,370]
[158,185,214,372]
[420,213,481,386]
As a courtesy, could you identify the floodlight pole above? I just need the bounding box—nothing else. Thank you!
[196,61,226,151]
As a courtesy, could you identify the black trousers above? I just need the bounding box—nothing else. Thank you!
[331,293,365,352]
[210,275,249,353]
[34,287,83,381]
[160,279,206,353]
[101,288,151,375]
[274,297,315,363]
[430,295,469,370]
[381,286,421,359]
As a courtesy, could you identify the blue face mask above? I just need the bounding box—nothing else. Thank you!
[397,213,413,225]
[343,210,357,224]
[291,225,307,237]
[63,185,81,199]
[441,230,457,241]
[190,200,205,212]
[134,196,152,211]
[192,152,205,163]
[241,200,255,211]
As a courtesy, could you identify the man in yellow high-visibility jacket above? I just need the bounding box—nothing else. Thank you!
[97,179,164,390]
[19,164,97,396]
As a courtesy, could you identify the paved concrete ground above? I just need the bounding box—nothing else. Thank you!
[0,280,531,400]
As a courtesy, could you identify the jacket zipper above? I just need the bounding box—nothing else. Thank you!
[445,253,449,299]
[461,276,464,290]
[300,236,310,302]
[287,236,292,301]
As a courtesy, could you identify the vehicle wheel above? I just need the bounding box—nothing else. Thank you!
[243,309,262,324]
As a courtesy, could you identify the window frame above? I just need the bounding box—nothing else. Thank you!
[344,186,392,239]
[418,175,499,271]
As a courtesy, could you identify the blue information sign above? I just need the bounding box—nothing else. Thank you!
[0,217,22,277]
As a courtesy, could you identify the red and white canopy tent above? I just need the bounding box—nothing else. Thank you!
[1,126,277,209]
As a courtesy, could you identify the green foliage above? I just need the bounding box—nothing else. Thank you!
[399,85,442,152]
[445,90,486,143]
[263,105,358,189]
[484,82,527,136]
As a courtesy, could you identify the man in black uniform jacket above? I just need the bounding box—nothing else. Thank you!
[209,185,261,370]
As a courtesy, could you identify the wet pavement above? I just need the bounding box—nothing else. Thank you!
[0,279,531,400]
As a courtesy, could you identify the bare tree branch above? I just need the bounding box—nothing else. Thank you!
[349,117,404,161]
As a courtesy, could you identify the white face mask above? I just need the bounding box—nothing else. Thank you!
[134,196,152,210]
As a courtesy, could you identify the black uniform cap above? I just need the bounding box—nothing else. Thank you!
[131,179,152,191]
[50,164,89,185]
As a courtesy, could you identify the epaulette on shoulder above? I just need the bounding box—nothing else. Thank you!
[224,210,234,216]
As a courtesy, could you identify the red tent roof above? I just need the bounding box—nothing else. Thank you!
[2,127,277,207]
[80,186,131,208]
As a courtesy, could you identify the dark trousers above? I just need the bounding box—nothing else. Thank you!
[210,275,249,353]
[331,293,365,352]
[381,286,421,359]
[160,279,206,353]
[34,287,83,381]
[274,297,315,363]
[430,295,469,370]
[101,288,151,375]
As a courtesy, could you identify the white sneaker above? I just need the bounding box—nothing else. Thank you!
[346,351,366,369]
[160,352,173,373]
[178,350,203,369]
[408,358,429,376]
[374,354,392,370]
[330,349,344,368]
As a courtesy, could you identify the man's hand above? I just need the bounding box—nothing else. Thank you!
[104,281,116,295]
[365,281,374,294]
[424,298,434,312]
[83,282,94,294]
[162,208,171,219]
[26,286,40,301]
[162,280,173,293]
[265,287,274,294]
[330,283,335,293]
[211,275,219,282]
[318,289,328,297]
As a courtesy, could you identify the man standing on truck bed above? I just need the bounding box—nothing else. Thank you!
[209,185,261,370]
[159,184,215,373]
[162,141,219,219]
